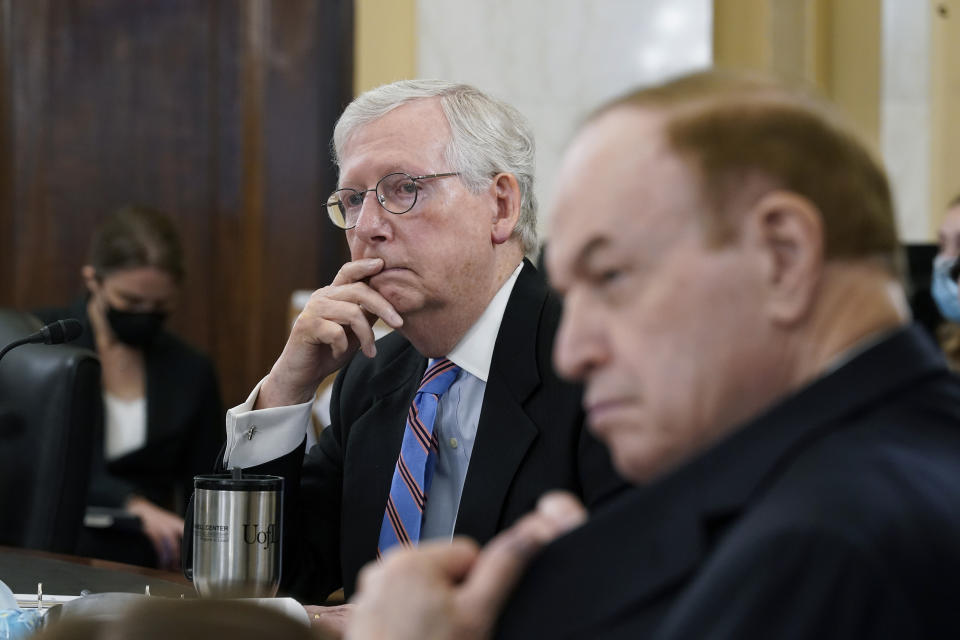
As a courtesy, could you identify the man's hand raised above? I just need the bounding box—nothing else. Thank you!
[346,492,587,640]
[257,258,403,408]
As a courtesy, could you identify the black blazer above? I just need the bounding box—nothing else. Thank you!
[496,325,960,639]
[251,260,625,599]
[36,300,224,514]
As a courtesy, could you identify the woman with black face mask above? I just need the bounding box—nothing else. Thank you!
[35,205,223,570]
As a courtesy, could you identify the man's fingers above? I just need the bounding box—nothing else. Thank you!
[331,258,384,286]
[455,492,587,623]
[302,299,378,358]
[413,538,482,582]
[533,491,588,533]
[355,539,479,599]
[350,543,481,640]
[453,518,548,621]
[308,281,402,330]
[343,283,403,329]
[330,258,405,327]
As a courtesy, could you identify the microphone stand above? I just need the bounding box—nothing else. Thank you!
[0,318,85,363]
[0,336,34,363]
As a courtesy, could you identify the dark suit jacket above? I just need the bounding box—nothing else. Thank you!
[36,300,224,514]
[252,261,625,599]
[497,325,960,639]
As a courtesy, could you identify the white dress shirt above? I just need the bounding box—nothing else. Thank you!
[224,262,525,539]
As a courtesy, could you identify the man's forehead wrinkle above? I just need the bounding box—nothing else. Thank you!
[337,96,449,151]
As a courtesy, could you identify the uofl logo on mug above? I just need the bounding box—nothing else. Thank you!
[243,523,278,550]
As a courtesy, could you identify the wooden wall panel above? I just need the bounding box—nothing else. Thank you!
[0,0,353,407]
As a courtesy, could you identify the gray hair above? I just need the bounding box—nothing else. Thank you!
[332,79,539,254]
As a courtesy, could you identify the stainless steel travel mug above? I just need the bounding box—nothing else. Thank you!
[190,474,283,598]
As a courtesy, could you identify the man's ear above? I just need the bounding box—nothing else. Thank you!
[490,173,522,245]
[745,191,824,325]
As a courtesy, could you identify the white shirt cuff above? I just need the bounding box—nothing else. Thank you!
[224,376,314,469]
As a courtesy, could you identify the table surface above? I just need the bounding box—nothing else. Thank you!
[0,546,194,598]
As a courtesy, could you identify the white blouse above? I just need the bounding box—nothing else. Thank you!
[103,393,147,460]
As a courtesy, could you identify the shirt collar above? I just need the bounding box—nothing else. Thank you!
[446,262,524,382]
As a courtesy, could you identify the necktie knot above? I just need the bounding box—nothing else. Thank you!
[418,358,460,396]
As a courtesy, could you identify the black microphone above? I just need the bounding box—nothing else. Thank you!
[0,318,84,363]
[37,318,84,345]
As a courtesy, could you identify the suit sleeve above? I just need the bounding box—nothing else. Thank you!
[653,527,920,640]
[86,438,139,508]
[244,363,349,603]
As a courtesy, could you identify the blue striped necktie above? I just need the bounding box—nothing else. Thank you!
[378,357,460,554]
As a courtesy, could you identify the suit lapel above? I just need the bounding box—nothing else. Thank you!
[455,261,543,542]
[344,344,426,563]
[139,337,185,448]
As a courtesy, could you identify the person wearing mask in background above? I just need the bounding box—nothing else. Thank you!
[37,205,223,570]
[928,195,960,367]
[347,70,960,640]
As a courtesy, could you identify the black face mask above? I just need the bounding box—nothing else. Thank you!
[106,306,167,347]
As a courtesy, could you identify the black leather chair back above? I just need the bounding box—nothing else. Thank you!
[0,309,100,553]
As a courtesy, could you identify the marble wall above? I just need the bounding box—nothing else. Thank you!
[881,1,932,243]
[417,0,712,242]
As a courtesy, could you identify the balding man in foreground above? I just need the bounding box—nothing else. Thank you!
[347,71,960,639]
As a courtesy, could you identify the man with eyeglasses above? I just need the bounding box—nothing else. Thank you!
[346,71,960,639]
[218,80,625,616]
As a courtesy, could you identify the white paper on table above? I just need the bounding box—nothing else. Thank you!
[12,593,81,609]
[9,590,308,627]
[242,597,310,627]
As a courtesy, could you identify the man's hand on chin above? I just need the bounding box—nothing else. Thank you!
[256,258,403,409]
